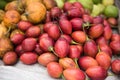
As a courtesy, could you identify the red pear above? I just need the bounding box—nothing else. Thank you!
[67,6,82,18]
[26,26,41,37]
[68,45,82,59]
[96,36,108,45]
[63,68,85,80]
[43,22,54,32]
[70,18,83,31]
[15,45,24,56]
[39,33,49,40]
[38,52,58,66]
[59,13,68,20]
[110,40,120,55]
[47,62,63,78]
[61,34,79,45]
[47,24,60,40]
[107,17,118,26]
[76,44,83,54]
[63,2,73,11]
[34,44,43,55]
[99,44,112,57]
[111,33,120,41]
[61,34,72,44]
[39,37,54,52]
[93,16,103,24]
[22,38,37,52]
[86,66,107,80]
[96,52,111,70]
[3,51,18,65]
[59,19,72,34]
[59,57,77,69]
[89,24,104,39]
[73,2,85,15]
[103,19,110,27]
[50,7,62,18]
[20,52,38,65]
[17,20,32,31]
[84,39,98,58]
[78,56,98,70]
[54,37,69,58]
[82,14,93,23]
[103,20,112,40]
[72,31,86,44]
[111,59,120,74]
[11,33,25,45]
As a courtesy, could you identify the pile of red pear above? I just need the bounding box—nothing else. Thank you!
[2,2,120,80]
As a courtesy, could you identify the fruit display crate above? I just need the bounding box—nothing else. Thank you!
[116,0,120,33]
[0,0,120,80]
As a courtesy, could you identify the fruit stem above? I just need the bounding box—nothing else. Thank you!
[85,73,90,80]
[58,25,63,35]
[61,74,66,80]
[85,75,90,80]
[24,12,29,17]
[74,58,79,68]
[86,34,90,41]
[71,40,79,45]
[86,22,91,29]
[49,46,58,57]
[17,0,24,12]
[5,27,11,37]
[83,22,90,29]
[98,45,101,52]
[55,22,63,35]
[82,25,86,33]
[82,23,90,41]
